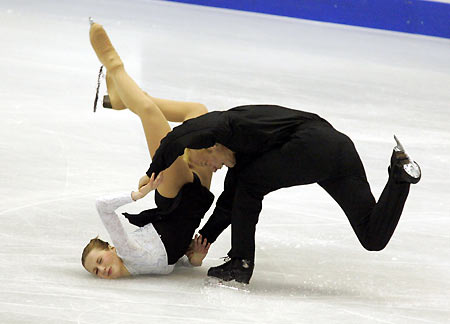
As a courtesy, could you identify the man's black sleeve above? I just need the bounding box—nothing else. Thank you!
[198,168,238,243]
[146,112,226,177]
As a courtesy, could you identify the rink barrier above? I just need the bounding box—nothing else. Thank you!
[163,0,450,39]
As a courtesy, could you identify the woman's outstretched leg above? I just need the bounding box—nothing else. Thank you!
[90,22,167,150]
[103,80,207,121]
[89,23,123,72]
[104,73,126,110]
[145,95,208,122]
[90,23,208,122]
[89,22,193,197]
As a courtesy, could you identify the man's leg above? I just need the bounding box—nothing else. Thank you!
[319,154,411,251]
[208,123,342,283]
[229,130,338,261]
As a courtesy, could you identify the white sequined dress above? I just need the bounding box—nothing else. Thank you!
[95,192,191,275]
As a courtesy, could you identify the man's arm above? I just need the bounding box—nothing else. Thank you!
[198,168,238,243]
[146,111,228,177]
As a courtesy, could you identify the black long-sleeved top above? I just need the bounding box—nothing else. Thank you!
[146,105,326,245]
[146,105,324,177]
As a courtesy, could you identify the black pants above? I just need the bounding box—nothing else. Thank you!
[230,121,410,261]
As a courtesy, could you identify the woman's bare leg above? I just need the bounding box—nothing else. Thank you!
[105,73,126,110]
[90,22,193,197]
[105,83,208,122]
[145,95,208,122]
[91,22,208,121]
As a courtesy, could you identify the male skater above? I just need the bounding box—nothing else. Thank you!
[144,104,421,284]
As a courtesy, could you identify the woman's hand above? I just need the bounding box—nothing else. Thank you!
[131,172,164,201]
[138,174,150,189]
[186,234,210,267]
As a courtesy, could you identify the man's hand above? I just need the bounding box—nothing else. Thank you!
[131,172,164,201]
[186,234,210,267]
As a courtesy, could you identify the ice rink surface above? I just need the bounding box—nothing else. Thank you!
[1,0,449,323]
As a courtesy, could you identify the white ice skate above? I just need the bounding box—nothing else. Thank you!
[391,135,421,184]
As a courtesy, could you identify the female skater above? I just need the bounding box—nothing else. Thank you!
[81,20,216,279]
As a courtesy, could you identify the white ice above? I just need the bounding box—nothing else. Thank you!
[1,0,449,323]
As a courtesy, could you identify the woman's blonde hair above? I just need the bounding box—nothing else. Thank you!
[81,236,110,268]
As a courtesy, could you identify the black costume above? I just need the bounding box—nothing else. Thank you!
[124,173,214,264]
[147,105,411,262]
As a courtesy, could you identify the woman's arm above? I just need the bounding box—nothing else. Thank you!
[96,192,178,276]
[132,172,163,201]
[95,193,137,252]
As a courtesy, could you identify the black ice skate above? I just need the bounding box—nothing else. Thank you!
[207,258,254,284]
[207,257,233,281]
[390,135,421,184]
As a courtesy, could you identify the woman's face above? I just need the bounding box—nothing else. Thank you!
[84,246,125,279]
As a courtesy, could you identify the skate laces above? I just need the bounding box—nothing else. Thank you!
[93,65,104,113]
[220,256,231,263]
[242,260,252,268]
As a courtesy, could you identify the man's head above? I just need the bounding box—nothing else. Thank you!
[187,144,236,172]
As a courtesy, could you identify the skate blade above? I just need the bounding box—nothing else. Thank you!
[204,277,250,293]
[393,135,406,153]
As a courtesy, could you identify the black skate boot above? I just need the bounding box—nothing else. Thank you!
[207,258,254,284]
[390,135,421,184]
[230,258,254,284]
[207,257,234,281]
